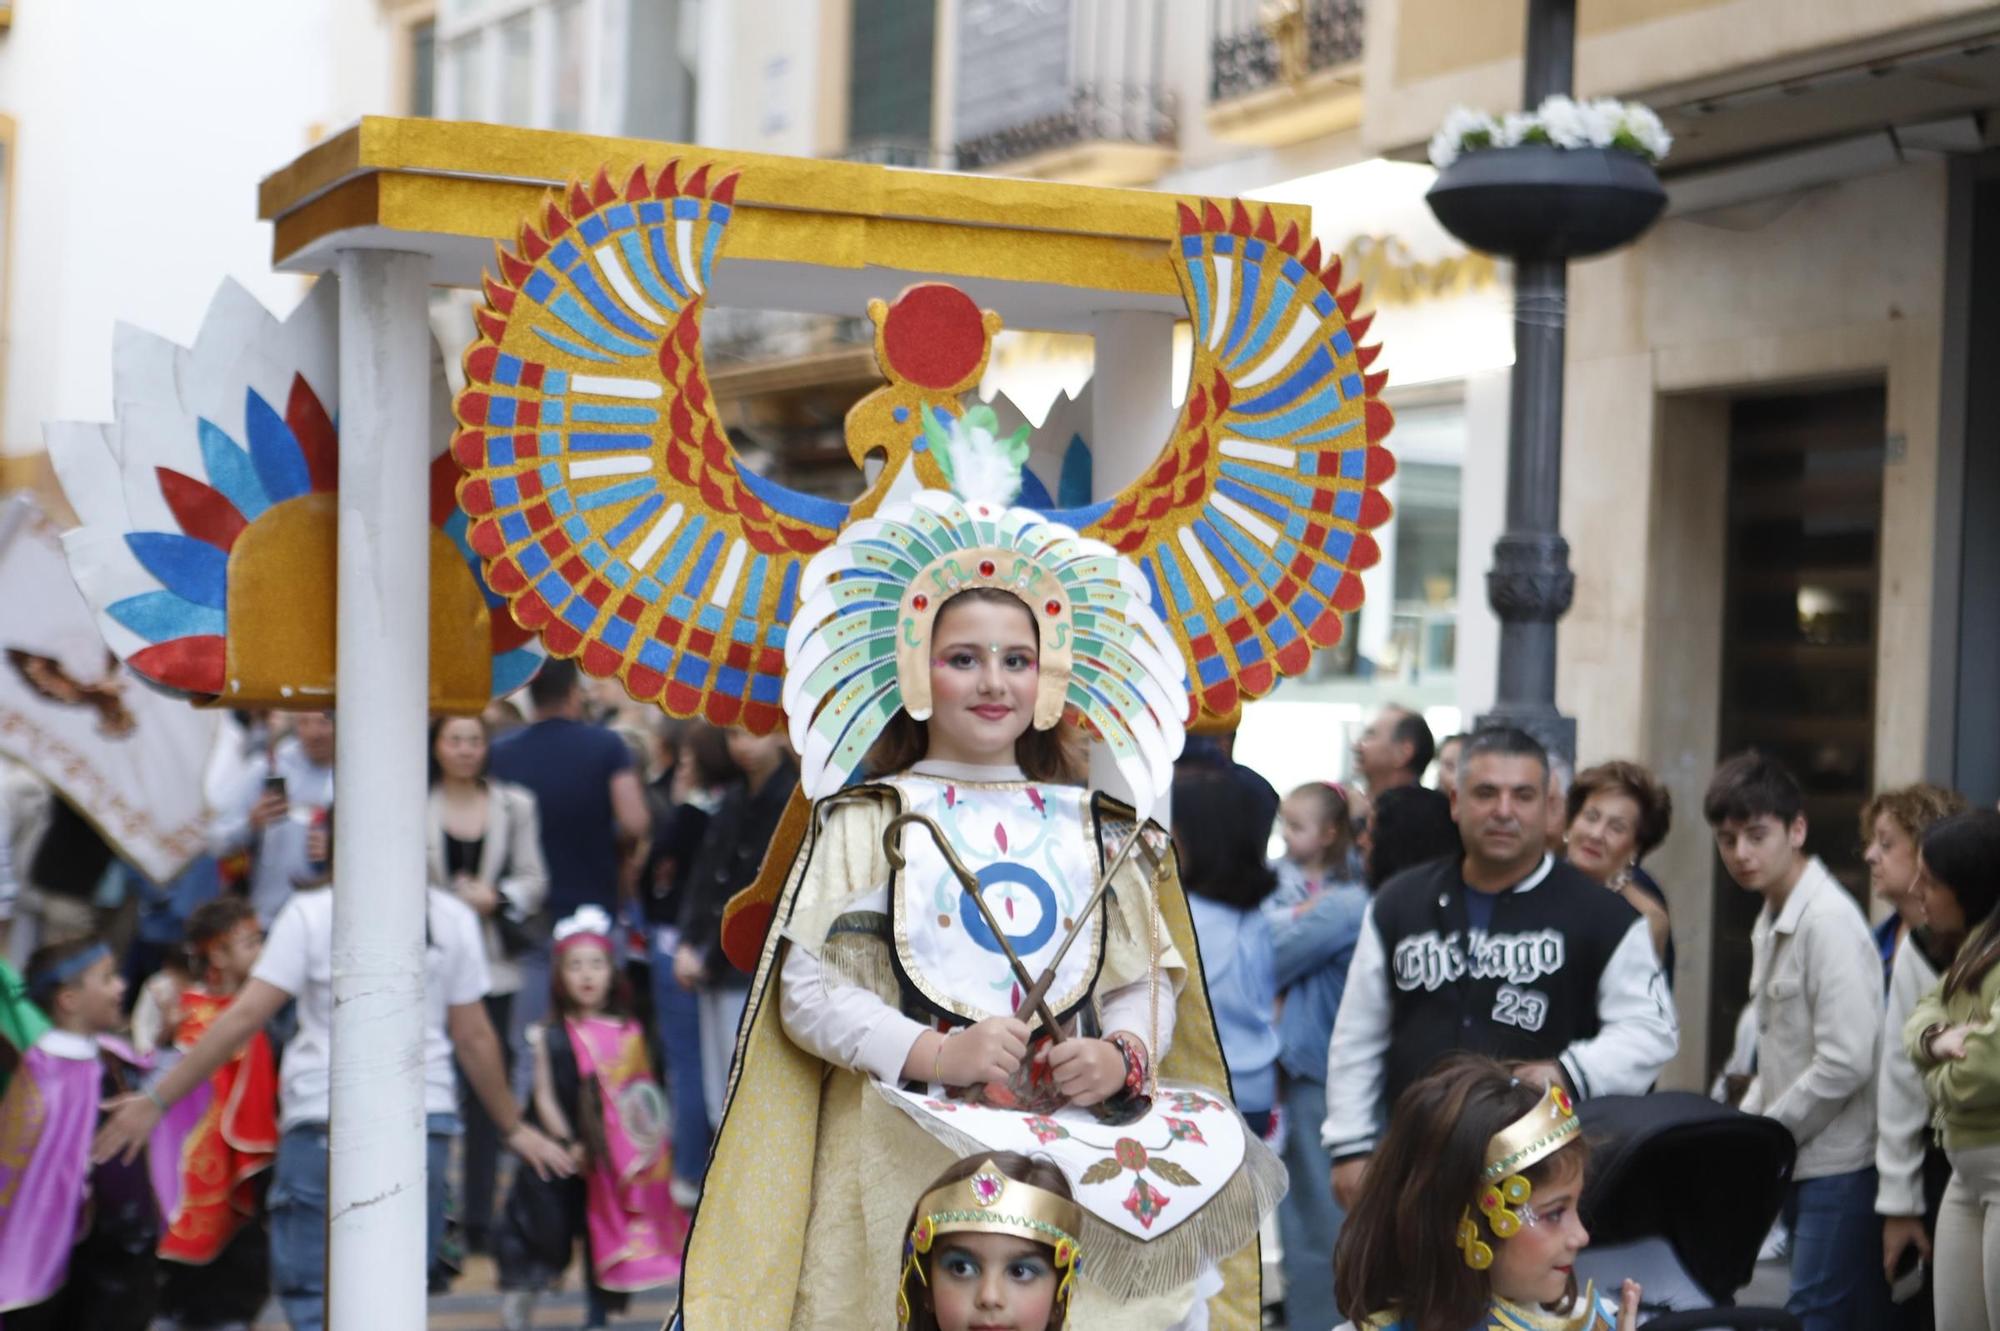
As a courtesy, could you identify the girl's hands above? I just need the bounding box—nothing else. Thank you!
[1037,1037,1126,1107]
[93,1093,163,1166]
[939,1017,1030,1086]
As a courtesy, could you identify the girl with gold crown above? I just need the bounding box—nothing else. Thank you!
[672,419,1285,1329]
[1334,1054,1641,1331]
[896,1151,1083,1331]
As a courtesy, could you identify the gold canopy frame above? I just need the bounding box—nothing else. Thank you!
[256,116,1312,332]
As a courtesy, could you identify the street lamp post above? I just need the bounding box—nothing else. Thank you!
[1483,0,1579,763]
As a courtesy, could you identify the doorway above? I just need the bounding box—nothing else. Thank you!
[1706,383,1887,1070]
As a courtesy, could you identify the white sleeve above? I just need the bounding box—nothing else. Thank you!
[1322,902,1391,1157]
[1878,943,1934,1216]
[1559,917,1679,1098]
[1098,976,1177,1063]
[250,897,311,999]
[778,941,930,1083]
[439,896,492,1007]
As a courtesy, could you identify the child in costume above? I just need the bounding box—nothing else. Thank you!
[1333,1054,1641,1331]
[676,428,1284,1330]
[496,905,687,1331]
[0,938,158,1331]
[896,1151,1083,1331]
[152,896,278,1330]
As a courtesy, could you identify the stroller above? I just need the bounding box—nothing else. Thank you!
[1573,1092,1801,1330]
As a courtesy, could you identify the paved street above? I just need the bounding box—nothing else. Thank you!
[232,1256,677,1330]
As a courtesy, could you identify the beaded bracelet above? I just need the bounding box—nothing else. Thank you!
[1107,1032,1148,1100]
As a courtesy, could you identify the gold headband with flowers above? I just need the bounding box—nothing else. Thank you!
[896,1159,1085,1327]
[1456,1082,1581,1271]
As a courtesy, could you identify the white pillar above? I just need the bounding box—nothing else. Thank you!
[1090,309,1181,818]
[329,249,433,1331]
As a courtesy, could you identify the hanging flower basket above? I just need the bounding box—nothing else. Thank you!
[1423,97,1670,262]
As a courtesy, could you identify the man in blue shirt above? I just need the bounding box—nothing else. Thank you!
[488,661,651,1083]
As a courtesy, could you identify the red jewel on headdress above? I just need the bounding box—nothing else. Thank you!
[1554,1088,1573,1113]
[913,594,928,611]
[978,559,996,577]
[1045,599,1062,616]
[1483,1189,1500,1208]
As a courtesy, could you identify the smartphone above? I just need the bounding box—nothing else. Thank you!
[264,774,288,801]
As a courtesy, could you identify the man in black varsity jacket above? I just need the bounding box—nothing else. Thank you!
[1324,726,1677,1210]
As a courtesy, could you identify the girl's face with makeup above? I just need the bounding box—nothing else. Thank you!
[927,1232,1058,1331]
[924,595,1039,768]
[1486,1164,1590,1308]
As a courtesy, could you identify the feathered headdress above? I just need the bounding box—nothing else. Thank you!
[783,415,1188,815]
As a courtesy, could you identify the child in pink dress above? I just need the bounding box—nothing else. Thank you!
[496,906,687,1329]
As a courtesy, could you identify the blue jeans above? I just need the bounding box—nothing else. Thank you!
[268,1114,460,1331]
[650,929,713,1185]
[1278,1076,1344,1316]
[1781,1166,1891,1331]
[510,943,552,1101]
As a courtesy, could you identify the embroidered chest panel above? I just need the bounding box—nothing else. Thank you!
[888,776,1105,1024]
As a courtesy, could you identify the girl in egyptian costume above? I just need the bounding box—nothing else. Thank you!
[675,425,1286,1329]
[1333,1054,1641,1331]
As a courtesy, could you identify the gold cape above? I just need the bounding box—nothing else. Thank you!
[675,780,1264,1329]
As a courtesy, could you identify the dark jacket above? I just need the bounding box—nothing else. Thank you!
[677,763,798,981]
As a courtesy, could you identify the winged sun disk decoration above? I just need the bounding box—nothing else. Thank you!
[451,161,1395,746]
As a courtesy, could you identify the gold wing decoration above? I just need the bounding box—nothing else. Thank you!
[1058,199,1395,724]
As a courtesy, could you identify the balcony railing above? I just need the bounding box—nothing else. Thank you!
[1210,0,1365,104]
[955,82,1177,171]
[951,0,1177,175]
[837,138,947,169]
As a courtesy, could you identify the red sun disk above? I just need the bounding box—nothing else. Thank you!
[879,284,987,390]
[130,636,227,695]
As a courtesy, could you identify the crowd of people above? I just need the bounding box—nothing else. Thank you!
[1,669,1997,1331]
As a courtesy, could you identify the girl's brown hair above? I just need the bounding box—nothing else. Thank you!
[899,1151,1074,1331]
[1334,1055,1590,1331]
[864,588,1083,784]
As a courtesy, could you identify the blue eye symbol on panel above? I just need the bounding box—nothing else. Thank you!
[960,863,1060,957]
